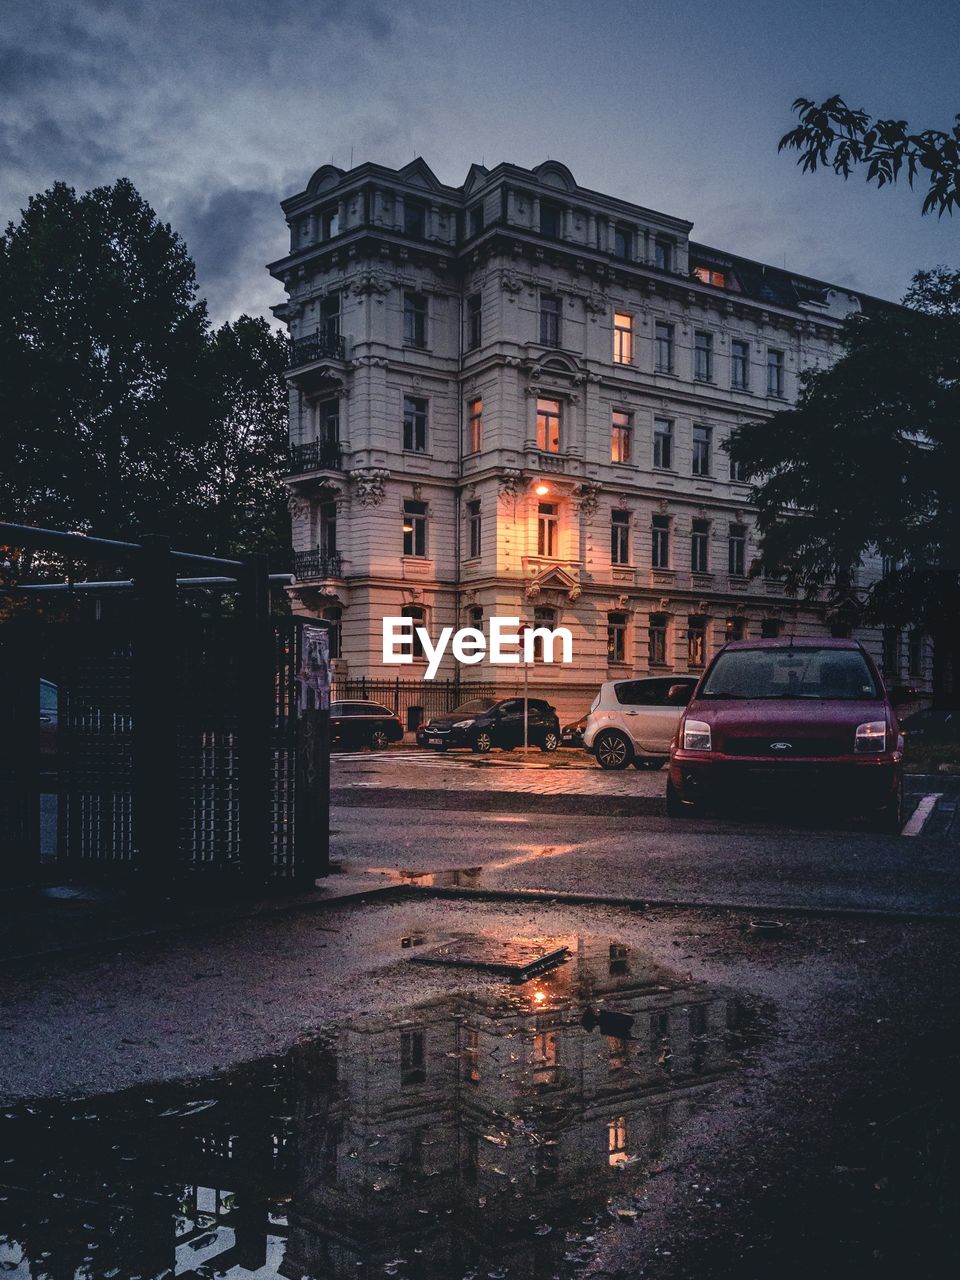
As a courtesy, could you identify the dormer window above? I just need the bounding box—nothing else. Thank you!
[694,265,726,288]
[404,201,426,239]
[540,202,562,239]
[654,238,673,271]
[321,207,340,239]
[614,225,632,260]
[469,205,484,237]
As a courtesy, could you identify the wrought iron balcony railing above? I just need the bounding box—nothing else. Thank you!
[288,439,343,473]
[288,332,346,367]
[294,550,344,581]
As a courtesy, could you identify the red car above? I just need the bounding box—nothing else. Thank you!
[666,638,905,830]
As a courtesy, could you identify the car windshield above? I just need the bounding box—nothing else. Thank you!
[700,647,881,701]
[450,699,497,716]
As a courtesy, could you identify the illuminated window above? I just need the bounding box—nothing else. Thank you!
[608,1036,629,1072]
[688,616,707,668]
[694,265,726,288]
[400,1028,426,1084]
[731,339,750,390]
[536,398,562,453]
[694,331,713,382]
[654,238,673,271]
[466,397,482,453]
[462,1027,480,1083]
[540,295,562,347]
[654,321,674,373]
[608,1116,628,1166]
[651,515,670,570]
[649,612,668,666]
[611,510,630,565]
[728,524,746,577]
[533,1029,558,1085]
[402,395,428,452]
[402,501,427,558]
[403,292,427,347]
[466,292,482,350]
[613,312,633,364]
[607,612,628,664]
[654,418,673,470]
[692,424,712,476]
[611,410,633,463]
[767,348,785,397]
[726,615,746,642]
[467,500,481,559]
[537,504,558,558]
[691,519,710,574]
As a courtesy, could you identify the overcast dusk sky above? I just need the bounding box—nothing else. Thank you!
[1,0,957,323]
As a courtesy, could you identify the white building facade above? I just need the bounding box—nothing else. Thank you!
[270,158,930,721]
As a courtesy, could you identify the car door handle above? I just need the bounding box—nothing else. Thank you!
[623,710,644,715]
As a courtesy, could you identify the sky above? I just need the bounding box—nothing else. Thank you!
[1,0,957,324]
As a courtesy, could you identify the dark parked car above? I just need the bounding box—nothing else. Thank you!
[330,700,404,751]
[417,697,561,753]
[667,638,905,830]
[561,714,588,747]
[899,707,959,740]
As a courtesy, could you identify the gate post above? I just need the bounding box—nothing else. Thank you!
[238,552,274,889]
[132,535,178,886]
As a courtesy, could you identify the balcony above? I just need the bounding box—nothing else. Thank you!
[288,332,346,368]
[288,439,343,473]
[294,550,344,581]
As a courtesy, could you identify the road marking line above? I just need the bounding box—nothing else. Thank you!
[901,793,942,837]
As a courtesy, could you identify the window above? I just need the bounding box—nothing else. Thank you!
[613,311,633,364]
[467,499,482,559]
[767,348,785,397]
[400,1028,426,1085]
[536,398,562,453]
[321,605,342,659]
[540,202,562,239]
[611,509,630,565]
[760,618,781,639]
[691,519,710,574]
[731,338,750,390]
[694,265,725,288]
[321,206,339,239]
[652,514,670,569]
[611,410,633,463]
[882,627,900,677]
[403,292,427,347]
[399,604,426,658]
[609,942,629,975]
[728,523,746,576]
[607,611,628,664]
[540,295,562,347]
[532,606,557,662]
[614,224,632,259]
[403,201,426,239]
[648,612,668,666]
[725,615,746,643]
[468,605,483,631]
[537,502,558,558]
[466,397,482,454]
[654,417,673,470]
[466,292,482,350]
[654,238,673,271]
[533,1030,558,1085]
[608,1117,628,1167]
[402,395,428,452]
[692,424,712,476]
[462,1027,480,1083]
[315,397,339,442]
[608,1036,629,1072]
[909,630,924,676]
[469,204,484,237]
[688,616,707,668]
[319,501,337,554]
[402,500,427,557]
[729,450,748,483]
[319,293,340,344]
[694,331,713,382]
[654,321,674,373]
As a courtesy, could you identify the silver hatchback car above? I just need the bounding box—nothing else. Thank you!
[583,675,697,769]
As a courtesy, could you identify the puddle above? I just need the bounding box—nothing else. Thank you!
[0,938,754,1279]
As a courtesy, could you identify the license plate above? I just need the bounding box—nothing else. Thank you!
[428,738,443,746]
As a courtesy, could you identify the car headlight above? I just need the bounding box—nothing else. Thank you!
[683,719,712,751]
[855,721,886,753]
[453,719,475,729]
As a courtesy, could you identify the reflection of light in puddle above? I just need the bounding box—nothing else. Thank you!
[483,816,530,823]
[487,844,575,871]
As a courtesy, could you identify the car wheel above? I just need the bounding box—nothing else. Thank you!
[369,728,390,750]
[594,730,632,770]
[665,775,691,817]
[472,731,493,754]
[540,730,559,753]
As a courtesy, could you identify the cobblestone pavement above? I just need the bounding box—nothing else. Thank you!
[331,748,663,796]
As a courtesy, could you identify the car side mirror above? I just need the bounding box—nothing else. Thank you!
[666,683,693,705]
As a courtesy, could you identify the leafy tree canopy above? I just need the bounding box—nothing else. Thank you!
[780,96,960,216]
[0,179,289,565]
[727,269,960,646]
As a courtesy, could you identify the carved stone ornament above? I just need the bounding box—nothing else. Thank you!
[524,581,542,600]
[576,481,602,521]
[350,468,391,507]
[584,291,609,315]
[287,495,311,523]
[567,584,582,602]
[498,469,526,502]
[500,269,525,294]
[350,270,393,297]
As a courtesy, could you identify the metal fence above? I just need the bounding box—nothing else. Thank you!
[330,677,492,730]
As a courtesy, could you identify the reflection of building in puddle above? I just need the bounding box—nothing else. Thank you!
[0,939,746,1280]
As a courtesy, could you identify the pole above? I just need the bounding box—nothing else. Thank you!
[519,620,529,751]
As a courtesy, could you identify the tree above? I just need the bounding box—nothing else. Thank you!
[0,179,290,565]
[780,96,960,216]
[727,268,960,700]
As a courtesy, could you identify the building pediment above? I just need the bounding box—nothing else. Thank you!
[523,563,582,603]
[397,157,443,191]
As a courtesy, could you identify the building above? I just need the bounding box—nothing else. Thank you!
[269,158,931,721]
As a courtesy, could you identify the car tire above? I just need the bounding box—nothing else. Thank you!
[594,730,632,770]
[665,775,691,817]
[633,756,667,771]
[369,728,391,750]
[540,730,559,753]
[472,731,493,754]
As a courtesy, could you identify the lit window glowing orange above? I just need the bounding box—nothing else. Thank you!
[694,266,726,288]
